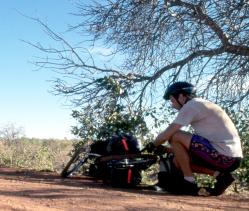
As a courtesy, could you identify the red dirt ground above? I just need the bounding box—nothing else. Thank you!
[0,167,248,211]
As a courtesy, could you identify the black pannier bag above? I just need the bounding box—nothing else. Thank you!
[89,134,142,187]
[102,160,142,187]
[88,140,109,178]
[89,133,140,155]
[89,163,138,187]
[106,133,140,155]
[90,140,109,156]
[105,133,142,187]
[157,153,201,195]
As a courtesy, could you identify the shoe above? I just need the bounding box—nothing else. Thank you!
[211,172,235,196]
[153,184,165,192]
[181,180,213,196]
[181,180,200,196]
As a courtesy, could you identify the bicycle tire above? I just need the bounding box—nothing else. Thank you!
[61,147,89,178]
[101,154,158,170]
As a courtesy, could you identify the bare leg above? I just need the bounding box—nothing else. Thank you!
[170,131,216,177]
[170,131,193,177]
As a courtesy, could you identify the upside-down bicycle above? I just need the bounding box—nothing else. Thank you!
[61,139,159,187]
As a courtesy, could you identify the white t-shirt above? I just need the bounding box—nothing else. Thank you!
[173,98,243,158]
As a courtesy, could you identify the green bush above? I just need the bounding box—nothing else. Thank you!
[0,137,74,172]
[220,109,249,191]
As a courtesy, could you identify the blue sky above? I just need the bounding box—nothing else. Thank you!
[0,0,86,139]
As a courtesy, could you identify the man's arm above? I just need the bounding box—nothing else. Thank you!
[154,123,182,147]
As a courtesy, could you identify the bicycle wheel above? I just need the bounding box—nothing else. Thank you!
[61,142,96,178]
[101,154,158,170]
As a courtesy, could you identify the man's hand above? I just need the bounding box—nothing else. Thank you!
[154,123,182,146]
[145,142,156,152]
[154,145,167,155]
[145,143,173,155]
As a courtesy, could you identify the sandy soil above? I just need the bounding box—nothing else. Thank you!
[0,167,248,211]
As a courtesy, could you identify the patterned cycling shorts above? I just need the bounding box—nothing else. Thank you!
[189,135,241,172]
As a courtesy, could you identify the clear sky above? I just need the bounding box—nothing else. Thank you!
[0,0,85,139]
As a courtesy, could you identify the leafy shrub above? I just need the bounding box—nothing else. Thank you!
[0,137,74,172]
[225,109,249,190]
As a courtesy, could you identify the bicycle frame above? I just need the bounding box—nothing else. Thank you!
[61,144,158,183]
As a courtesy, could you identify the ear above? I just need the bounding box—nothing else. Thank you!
[178,93,184,99]
[178,93,187,102]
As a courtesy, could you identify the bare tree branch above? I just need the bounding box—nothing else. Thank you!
[27,0,249,110]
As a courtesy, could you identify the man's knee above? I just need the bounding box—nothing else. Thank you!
[170,131,192,149]
[170,131,184,142]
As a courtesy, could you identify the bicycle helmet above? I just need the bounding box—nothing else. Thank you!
[163,82,196,100]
